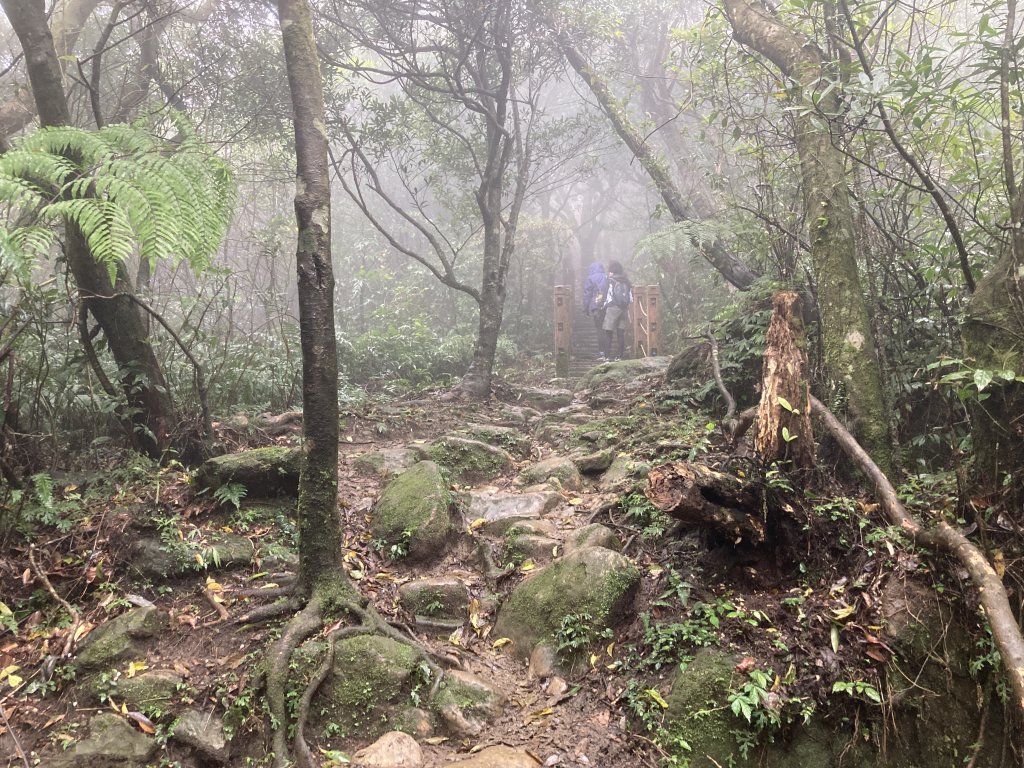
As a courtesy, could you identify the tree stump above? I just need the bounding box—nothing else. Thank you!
[755,291,814,468]
[646,462,766,545]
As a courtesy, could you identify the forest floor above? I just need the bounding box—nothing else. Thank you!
[0,358,989,768]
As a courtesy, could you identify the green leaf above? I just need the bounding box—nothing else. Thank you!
[973,368,994,392]
[777,396,794,412]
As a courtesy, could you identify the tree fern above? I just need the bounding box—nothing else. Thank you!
[0,120,235,282]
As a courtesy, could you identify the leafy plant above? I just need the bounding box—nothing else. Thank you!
[831,679,882,704]
[213,482,248,511]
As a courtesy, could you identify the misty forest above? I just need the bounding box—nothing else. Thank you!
[1,0,1024,766]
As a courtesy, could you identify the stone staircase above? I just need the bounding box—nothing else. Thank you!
[569,304,603,378]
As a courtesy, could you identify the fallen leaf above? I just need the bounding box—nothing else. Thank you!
[520,560,535,572]
[127,711,155,734]
[735,656,756,674]
[424,736,448,745]
[468,518,487,532]
[831,625,841,653]
[126,661,147,679]
[646,689,669,708]
[492,637,512,649]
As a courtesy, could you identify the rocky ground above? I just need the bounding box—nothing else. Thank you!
[0,358,1012,768]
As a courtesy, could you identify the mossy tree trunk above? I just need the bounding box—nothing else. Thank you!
[2,0,176,460]
[722,0,891,471]
[277,0,345,595]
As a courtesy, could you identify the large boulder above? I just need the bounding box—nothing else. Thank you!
[427,437,514,485]
[75,606,167,671]
[196,446,302,497]
[493,547,640,659]
[398,577,470,630]
[430,669,506,737]
[353,731,423,767]
[314,635,422,744]
[372,461,453,563]
[172,709,229,764]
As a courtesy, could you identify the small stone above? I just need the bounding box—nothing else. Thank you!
[528,644,561,679]
[353,731,423,767]
[573,449,615,474]
[432,670,505,738]
[547,676,569,697]
[516,457,583,492]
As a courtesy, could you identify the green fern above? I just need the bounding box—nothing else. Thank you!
[0,120,235,282]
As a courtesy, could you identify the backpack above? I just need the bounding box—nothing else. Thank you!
[610,278,632,308]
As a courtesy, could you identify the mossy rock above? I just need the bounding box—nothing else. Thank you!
[313,635,421,744]
[48,713,157,768]
[503,531,559,565]
[454,424,533,458]
[128,531,253,579]
[75,607,167,671]
[573,448,616,473]
[398,577,469,620]
[516,456,583,492]
[575,356,671,390]
[512,386,573,411]
[372,461,453,563]
[196,446,301,497]
[431,669,505,737]
[352,447,422,478]
[94,670,183,712]
[563,523,620,554]
[493,547,640,659]
[598,454,651,491]
[426,437,514,484]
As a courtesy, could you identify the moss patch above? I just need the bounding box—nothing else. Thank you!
[372,461,453,563]
[195,447,301,497]
[426,437,514,484]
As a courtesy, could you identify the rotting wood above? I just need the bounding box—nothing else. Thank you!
[646,462,765,545]
[755,291,814,468]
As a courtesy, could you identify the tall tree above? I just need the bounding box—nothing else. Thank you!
[324,0,536,396]
[721,0,891,466]
[1,0,179,459]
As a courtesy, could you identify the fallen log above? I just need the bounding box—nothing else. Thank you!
[646,462,765,545]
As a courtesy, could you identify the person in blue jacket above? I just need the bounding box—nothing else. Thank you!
[582,261,608,340]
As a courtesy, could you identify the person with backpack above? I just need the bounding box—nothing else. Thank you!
[582,261,608,334]
[600,261,632,361]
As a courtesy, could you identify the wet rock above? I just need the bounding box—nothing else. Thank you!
[315,635,420,743]
[494,547,640,659]
[195,446,301,496]
[516,457,583,492]
[427,437,514,484]
[512,387,573,411]
[503,531,560,564]
[443,745,541,767]
[172,709,229,764]
[50,712,156,767]
[398,577,469,623]
[75,606,167,671]
[495,405,542,426]
[431,670,505,738]
[372,461,453,563]
[353,731,423,767]
[467,489,561,534]
[128,531,253,579]
[562,524,620,554]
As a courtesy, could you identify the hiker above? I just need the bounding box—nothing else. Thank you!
[601,261,632,361]
[582,261,608,336]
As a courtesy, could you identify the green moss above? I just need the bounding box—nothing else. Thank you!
[426,437,512,484]
[372,461,452,563]
[196,447,302,496]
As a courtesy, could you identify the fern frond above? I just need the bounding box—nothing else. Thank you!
[0,121,235,281]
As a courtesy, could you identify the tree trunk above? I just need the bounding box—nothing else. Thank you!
[555,29,760,291]
[755,291,814,468]
[462,279,504,396]
[277,0,345,595]
[2,0,176,460]
[722,0,891,470]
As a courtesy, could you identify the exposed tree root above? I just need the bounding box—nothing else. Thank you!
[810,396,1024,723]
[265,579,448,768]
[234,596,302,626]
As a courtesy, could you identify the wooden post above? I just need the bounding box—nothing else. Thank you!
[554,285,572,377]
[630,285,662,358]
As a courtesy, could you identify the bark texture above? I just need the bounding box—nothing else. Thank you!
[278,0,345,594]
[646,462,766,545]
[2,0,176,460]
[755,291,814,467]
[723,0,890,470]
